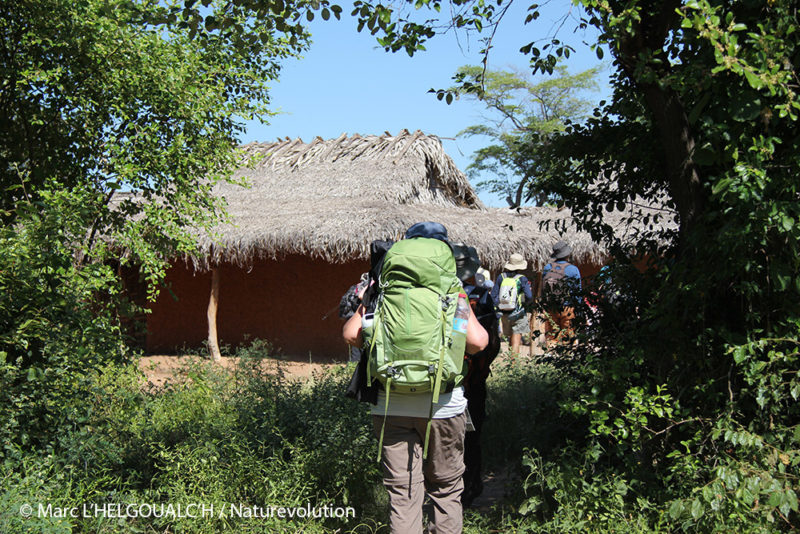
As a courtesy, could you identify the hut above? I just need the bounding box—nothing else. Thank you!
[140,130,648,358]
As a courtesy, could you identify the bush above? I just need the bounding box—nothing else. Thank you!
[1,348,386,533]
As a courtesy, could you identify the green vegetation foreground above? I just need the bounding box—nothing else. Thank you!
[1,346,578,533]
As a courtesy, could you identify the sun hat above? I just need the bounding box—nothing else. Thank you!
[550,240,572,261]
[503,253,528,272]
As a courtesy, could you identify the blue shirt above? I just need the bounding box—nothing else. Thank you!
[542,261,582,289]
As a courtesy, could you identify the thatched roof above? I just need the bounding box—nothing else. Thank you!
[111,130,675,271]
[234,129,482,209]
[199,199,600,270]
[185,130,672,271]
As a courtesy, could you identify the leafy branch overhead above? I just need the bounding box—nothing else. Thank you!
[310,0,800,530]
[0,0,315,444]
[448,64,602,208]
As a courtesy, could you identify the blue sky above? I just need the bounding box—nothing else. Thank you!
[242,0,610,207]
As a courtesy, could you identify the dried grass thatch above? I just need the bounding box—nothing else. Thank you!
[234,129,482,208]
[114,130,674,271]
[196,197,666,272]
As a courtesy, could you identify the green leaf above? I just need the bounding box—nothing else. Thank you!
[668,500,684,519]
[787,489,799,512]
[744,69,763,90]
[690,499,704,519]
[733,346,747,364]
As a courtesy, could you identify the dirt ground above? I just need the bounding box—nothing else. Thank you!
[137,336,545,388]
[138,353,337,388]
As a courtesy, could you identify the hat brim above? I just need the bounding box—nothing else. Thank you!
[552,247,572,260]
[503,260,528,271]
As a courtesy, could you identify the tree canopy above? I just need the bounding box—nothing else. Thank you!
[0,0,319,450]
[347,0,800,529]
[451,64,601,207]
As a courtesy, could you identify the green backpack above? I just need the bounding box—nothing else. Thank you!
[363,237,467,459]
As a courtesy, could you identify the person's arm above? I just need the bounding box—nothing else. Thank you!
[490,273,502,304]
[342,305,365,348]
[521,275,534,303]
[465,305,489,354]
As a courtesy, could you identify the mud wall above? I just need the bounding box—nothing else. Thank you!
[146,255,368,359]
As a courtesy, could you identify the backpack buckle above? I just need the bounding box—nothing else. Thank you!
[441,295,452,311]
[428,364,436,375]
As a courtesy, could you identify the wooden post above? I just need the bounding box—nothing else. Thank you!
[207,267,222,361]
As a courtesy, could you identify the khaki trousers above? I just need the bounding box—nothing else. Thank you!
[372,413,466,534]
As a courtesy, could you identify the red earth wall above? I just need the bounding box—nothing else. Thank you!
[146,255,368,359]
[145,256,616,358]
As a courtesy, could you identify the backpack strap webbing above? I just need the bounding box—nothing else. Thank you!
[423,305,448,459]
[423,403,434,459]
[376,375,392,463]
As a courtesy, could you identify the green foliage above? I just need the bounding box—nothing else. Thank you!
[345,0,800,531]
[2,353,382,533]
[450,64,602,207]
[0,0,311,458]
[0,191,127,453]
[480,357,582,470]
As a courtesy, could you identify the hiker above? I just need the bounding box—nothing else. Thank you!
[338,272,370,362]
[343,239,393,403]
[540,240,582,347]
[452,245,501,508]
[490,253,533,358]
[343,222,488,534]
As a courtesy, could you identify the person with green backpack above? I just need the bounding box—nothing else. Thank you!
[343,222,488,534]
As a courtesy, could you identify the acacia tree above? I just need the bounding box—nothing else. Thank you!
[451,64,601,207]
[343,0,800,530]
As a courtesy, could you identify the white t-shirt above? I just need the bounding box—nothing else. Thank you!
[371,385,467,419]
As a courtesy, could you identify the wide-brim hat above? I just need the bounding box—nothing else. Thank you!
[550,240,572,261]
[452,243,481,282]
[504,253,527,271]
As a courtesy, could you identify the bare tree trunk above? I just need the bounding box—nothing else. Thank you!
[613,0,705,250]
[640,84,704,243]
[207,267,222,362]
